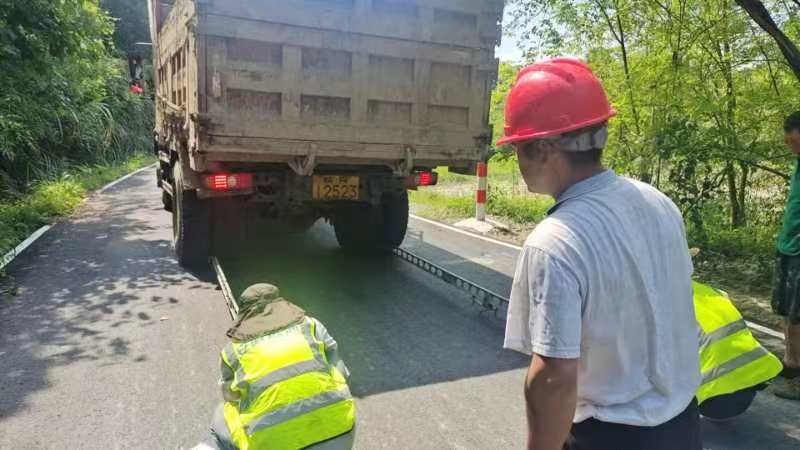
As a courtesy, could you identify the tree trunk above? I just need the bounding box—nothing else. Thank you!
[735,0,800,82]
[726,163,745,228]
[737,161,749,227]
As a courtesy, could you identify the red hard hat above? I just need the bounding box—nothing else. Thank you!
[497,58,616,146]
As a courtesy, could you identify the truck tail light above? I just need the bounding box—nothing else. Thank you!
[417,171,437,186]
[204,173,254,191]
[405,171,438,188]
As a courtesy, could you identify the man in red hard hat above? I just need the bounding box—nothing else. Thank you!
[501,58,702,450]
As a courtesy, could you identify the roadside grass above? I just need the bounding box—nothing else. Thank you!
[411,157,552,226]
[0,153,154,260]
[409,190,474,221]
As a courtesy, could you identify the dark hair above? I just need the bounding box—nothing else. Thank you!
[563,148,603,167]
[519,141,603,168]
[785,111,800,133]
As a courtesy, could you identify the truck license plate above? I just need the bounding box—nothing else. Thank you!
[313,175,360,201]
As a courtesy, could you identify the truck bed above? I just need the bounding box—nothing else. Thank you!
[154,0,503,170]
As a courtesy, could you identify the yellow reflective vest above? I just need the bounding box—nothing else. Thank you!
[694,282,782,404]
[220,317,356,450]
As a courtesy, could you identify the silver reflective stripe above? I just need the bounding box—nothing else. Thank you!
[303,320,328,366]
[240,358,329,411]
[246,387,352,435]
[699,319,748,353]
[223,344,240,369]
[701,347,769,385]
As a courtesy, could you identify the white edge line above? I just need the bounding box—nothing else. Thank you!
[0,225,52,272]
[99,163,157,193]
[1,162,156,273]
[409,214,523,251]
[409,213,785,341]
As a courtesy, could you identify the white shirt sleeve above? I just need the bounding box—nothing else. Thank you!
[504,246,583,359]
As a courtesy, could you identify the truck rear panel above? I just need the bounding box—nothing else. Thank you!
[153,0,503,172]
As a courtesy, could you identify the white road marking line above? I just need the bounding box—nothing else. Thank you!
[0,225,52,272]
[409,214,523,251]
[99,163,157,193]
[409,214,785,341]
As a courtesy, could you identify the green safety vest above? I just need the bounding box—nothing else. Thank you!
[221,317,355,450]
[694,282,783,404]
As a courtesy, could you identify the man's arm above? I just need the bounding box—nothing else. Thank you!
[525,354,578,450]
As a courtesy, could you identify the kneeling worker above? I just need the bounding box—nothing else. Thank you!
[694,281,783,419]
[210,284,356,450]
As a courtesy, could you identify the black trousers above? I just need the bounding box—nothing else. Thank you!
[566,399,702,450]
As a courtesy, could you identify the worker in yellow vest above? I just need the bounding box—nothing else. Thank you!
[206,284,356,450]
[693,281,783,419]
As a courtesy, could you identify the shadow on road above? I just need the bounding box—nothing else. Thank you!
[701,392,800,448]
[0,175,213,421]
[217,223,528,399]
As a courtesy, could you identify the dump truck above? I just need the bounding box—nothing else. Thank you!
[146,0,504,265]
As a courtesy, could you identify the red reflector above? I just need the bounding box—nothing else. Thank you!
[417,172,435,186]
[404,171,438,188]
[204,173,253,191]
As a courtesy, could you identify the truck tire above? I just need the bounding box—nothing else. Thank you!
[333,208,370,251]
[333,191,408,252]
[172,165,210,266]
[162,191,173,212]
[379,191,409,249]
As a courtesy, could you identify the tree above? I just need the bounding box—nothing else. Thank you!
[735,0,800,82]
[0,0,152,197]
[100,0,150,53]
[490,62,519,147]
[506,0,798,231]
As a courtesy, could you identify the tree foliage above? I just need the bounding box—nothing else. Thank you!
[491,62,519,147]
[506,0,800,237]
[100,0,150,53]
[0,0,152,199]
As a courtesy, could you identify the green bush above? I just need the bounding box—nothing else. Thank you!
[0,0,154,199]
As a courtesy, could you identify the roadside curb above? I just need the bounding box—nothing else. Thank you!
[410,214,523,251]
[0,162,157,274]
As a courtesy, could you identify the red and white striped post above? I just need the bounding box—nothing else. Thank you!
[476,161,488,222]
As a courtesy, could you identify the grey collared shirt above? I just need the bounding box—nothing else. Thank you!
[504,170,701,426]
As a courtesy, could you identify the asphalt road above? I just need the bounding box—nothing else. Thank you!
[0,170,798,449]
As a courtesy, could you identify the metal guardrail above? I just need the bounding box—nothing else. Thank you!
[392,247,509,316]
